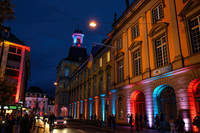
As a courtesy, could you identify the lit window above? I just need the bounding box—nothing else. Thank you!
[133,50,141,76]
[118,60,124,82]
[117,37,122,50]
[131,23,139,40]
[93,76,96,96]
[155,35,168,67]
[65,68,69,76]
[99,57,103,67]
[152,3,163,23]
[189,15,200,53]
[107,51,110,62]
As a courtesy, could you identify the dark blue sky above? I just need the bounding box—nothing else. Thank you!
[4,0,133,98]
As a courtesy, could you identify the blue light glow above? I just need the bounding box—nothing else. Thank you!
[69,105,72,116]
[90,100,92,119]
[153,84,169,118]
[74,102,76,119]
[100,94,106,97]
[89,98,93,100]
[81,102,83,114]
[102,97,105,121]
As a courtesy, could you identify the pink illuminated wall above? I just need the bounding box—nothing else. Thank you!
[188,78,200,132]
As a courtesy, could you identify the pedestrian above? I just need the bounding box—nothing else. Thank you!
[193,112,200,132]
[160,111,165,132]
[127,114,133,131]
[94,114,96,121]
[144,112,148,130]
[20,114,31,133]
[155,114,160,132]
[175,116,185,133]
[139,112,143,130]
[135,113,139,131]
[111,114,116,130]
[14,115,20,133]
[48,112,56,132]
[169,119,176,133]
[108,114,112,127]
[0,115,5,133]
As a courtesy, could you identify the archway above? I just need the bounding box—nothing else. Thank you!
[153,84,177,130]
[188,78,200,132]
[130,90,146,125]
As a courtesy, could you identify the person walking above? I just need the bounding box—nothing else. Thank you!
[20,114,31,133]
[111,114,116,130]
[48,113,55,132]
[127,114,133,131]
[193,112,200,132]
[108,114,112,127]
[160,111,165,132]
[139,112,143,130]
[144,112,148,130]
[169,119,176,133]
[135,113,139,131]
[155,114,160,132]
[175,116,185,133]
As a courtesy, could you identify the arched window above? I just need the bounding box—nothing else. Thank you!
[118,97,124,119]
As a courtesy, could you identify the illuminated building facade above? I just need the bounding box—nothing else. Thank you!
[25,87,48,116]
[54,28,88,116]
[67,0,200,132]
[0,26,30,106]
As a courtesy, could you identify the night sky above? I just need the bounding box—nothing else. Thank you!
[3,0,134,98]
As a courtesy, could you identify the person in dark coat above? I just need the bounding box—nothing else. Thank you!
[159,111,165,132]
[193,112,200,132]
[144,112,148,129]
[20,114,31,133]
[135,113,139,131]
[111,114,116,130]
[48,113,56,132]
[139,113,143,130]
[155,114,160,132]
[127,114,133,131]
[107,114,112,127]
[175,116,185,133]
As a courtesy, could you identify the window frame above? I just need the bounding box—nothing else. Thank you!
[151,3,164,24]
[131,22,140,40]
[117,60,124,82]
[133,50,142,76]
[117,37,123,50]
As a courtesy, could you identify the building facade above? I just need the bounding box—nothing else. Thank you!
[54,28,88,116]
[25,87,48,116]
[66,0,200,132]
[0,26,30,108]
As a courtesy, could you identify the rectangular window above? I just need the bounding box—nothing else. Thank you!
[155,36,168,67]
[93,77,96,96]
[133,51,141,76]
[131,23,139,40]
[152,3,163,23]
[88,69,91,75]
[88,82,91,97]
[99,57,102,67]
[65,68,69,76]
[93,61,96,72]
[117,37,122,50]
[107,51,110,62]
[84,70,86,78]
[118,60,124,82]
[189,15,200,53]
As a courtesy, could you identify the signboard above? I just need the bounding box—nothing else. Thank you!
[152,64,172,76]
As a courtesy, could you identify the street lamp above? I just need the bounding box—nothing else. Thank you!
[89,21,97,28]
[54,82,57,86]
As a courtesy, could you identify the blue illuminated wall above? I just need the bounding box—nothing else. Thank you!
[89,98,93,119]
[69,104,72,116]
[153,84,170,118]
[74,102,76,119]
[102,97,105,121]
[81,100,83,114]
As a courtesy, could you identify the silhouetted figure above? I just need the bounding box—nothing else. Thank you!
[108,114,112,127]
[20,114,31,133]
[48,113,55,132]
[139,113,143,130]
[135,113,139,131]
[160,111,165,132]
[127,114,133,131]
[144,112,148,129]
[193,112,200,132]
[94,114,96,121]
[155,114,160,132]
[111,114,116,130]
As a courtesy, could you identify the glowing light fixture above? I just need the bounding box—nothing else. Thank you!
[54,82,57,85]
[89,21,97,28]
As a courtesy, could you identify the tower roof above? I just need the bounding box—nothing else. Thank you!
[74,29,83,34]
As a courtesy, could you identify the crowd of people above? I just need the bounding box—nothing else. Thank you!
[0,112,35,133]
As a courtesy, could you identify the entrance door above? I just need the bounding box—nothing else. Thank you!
[136,92,146,115]
[159,87,177,129]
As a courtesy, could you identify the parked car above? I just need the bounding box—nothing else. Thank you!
[54,116,67,128]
